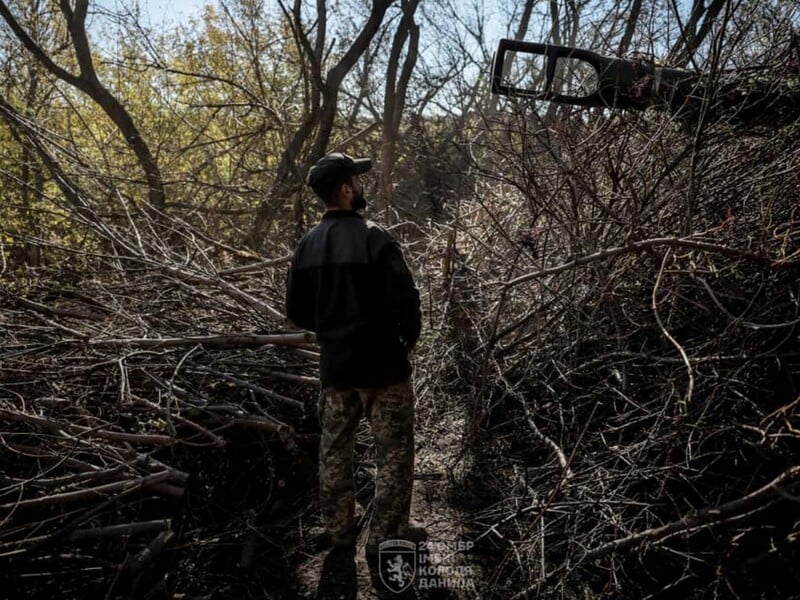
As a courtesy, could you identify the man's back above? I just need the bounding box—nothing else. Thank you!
[286,209,420,388]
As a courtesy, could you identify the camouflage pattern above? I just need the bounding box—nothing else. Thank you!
[318,379,415,548]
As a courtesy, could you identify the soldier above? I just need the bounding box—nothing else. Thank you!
[286,152,427,560]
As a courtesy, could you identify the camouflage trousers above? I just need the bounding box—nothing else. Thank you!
[318,378,415,548]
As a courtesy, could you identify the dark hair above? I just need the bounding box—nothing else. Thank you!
[312,171,354,206]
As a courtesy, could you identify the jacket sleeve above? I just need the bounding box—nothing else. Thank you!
[377,240,422,351]
[285,254,315,331]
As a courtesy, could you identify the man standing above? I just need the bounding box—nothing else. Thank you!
[285,152,426,559]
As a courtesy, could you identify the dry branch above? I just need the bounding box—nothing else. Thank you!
[0,520,172,550]
[0,408,173,446]
[0,470,176,512]
[587,465,800,557]
[500,236,784,288]
[511,465,800,599]
[13,295,107,321]
[125,529,175,573]
[160,264,286,321]
[216,254,292,276]
[85,332,315,350]
[192,365,304,410]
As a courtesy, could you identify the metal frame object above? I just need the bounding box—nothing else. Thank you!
[491,38,696,110]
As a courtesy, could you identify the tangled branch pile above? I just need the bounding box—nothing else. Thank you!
[437,60,800,597]
[0,197,325,596]
[2,2,800,598]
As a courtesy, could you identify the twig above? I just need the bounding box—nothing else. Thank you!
[652,250,693,415]
[216,253,293,276]
[517,395,572,478]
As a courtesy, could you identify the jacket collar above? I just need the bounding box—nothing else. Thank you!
[322,209,363,220]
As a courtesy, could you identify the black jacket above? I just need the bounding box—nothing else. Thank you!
[286,210,421,388]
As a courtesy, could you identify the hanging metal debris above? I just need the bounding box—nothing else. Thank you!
[491,38,800,127]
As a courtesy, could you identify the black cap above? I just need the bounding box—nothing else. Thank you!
[306,153,372,189]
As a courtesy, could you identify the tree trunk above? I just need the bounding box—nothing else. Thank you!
[618,0,642,55]
[669,0,729,67]
[246,0,393,250]
[0,0,167,218]
[381,0,420,226]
